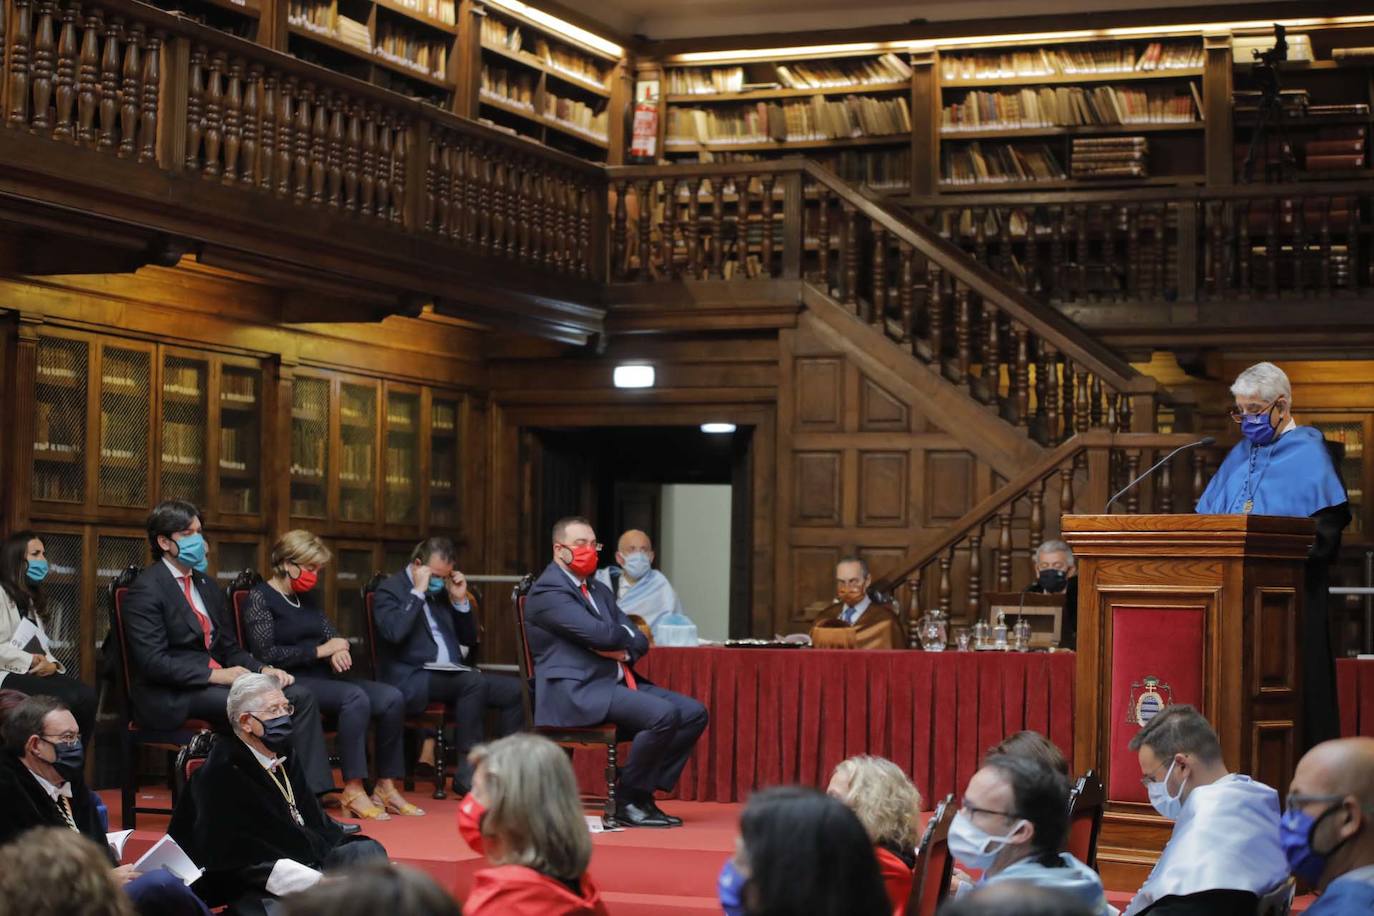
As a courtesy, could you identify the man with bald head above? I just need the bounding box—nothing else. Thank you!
[594,529,693,641]
[1283,737,1374,914]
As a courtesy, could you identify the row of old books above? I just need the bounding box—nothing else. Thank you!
[1071,137,1148,178]
[942,84,1199,130]
[665,55,913,96]
[1235,127,1367,172]
[387,0,455,25]
[666,96,911,145]
[827,149,911,190]
[480,65,536,108]
[942,142,1065,184]
[542,93,609,141]
[479,19,607,89]
[940,42,1202,81]
[375,21,448,78]
[287,1,369,51]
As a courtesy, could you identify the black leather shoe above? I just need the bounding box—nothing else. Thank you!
[645,800,683,827]
[334,819,362,835]
[616,801,673,827]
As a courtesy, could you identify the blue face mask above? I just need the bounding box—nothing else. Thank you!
[622,552,652,580]
[718,859,748,916]
[172,532,209,573]
[25,558,49,584]
[427,577,447,595]
[1240,408,1277,446]
[1280,802,1348,886]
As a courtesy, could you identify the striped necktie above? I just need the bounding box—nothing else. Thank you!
[56,794,78,832]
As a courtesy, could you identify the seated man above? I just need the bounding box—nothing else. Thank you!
[371,536,523,795]
[0,695,210,916]
[1125,704,1288,916]
[1282,737,1374,915]
[594,529,694,641]
[524,516,708,828]
[169,675,387,916]
[1027,539,1078,649]
[948,753,1111,915]
[809,556,903,649]
[121,500,335,798]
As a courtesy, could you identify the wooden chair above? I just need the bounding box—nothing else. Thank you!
[1257,877,1295,916]
[227,569,264,646]
[1065,769,1106,870]
[362,573,448,799]
[512,573,620,827]
[110,566,213,829]
[908,794,957,916]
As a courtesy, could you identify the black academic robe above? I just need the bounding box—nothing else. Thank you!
[1028,577,1078,650]
[0,750,111,855]
[168,736,343,908]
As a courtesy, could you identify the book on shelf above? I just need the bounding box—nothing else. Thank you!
[531,38,607,89]
[667,66,745,96]
[1233,88,1310,115]
[481,16,521,53]
[387,0,455,25]
[1071,136,1149,177]
[1333,47,1374,61]
[374,22,448,79]
[940,42,1202,81]
[942,83,1199,130]
[542,93,608,140]
[666,95,911,146]
[1233,33,1313,63]
[942,142,1066,185]
[667,55,910,96]
[480,65,536,109]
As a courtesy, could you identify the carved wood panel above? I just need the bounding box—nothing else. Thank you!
[925,450,975,523]
[793,451,842,526]
[859,376,912,432]
[794,356,843,430]
[858,450,908,527]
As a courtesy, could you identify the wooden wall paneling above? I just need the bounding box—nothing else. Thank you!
[924,449,975,524]
[910,50,938,197]
[774,328,798,624]
[790,545,841,621]
[1203,32,1235,188]
[7,316,38,530]
[793,355,844,430]
[858,450,908,527]
[859,375,910,431]
[793,450,842,526]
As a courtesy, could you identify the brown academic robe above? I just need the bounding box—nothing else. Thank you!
[809,601,904,649]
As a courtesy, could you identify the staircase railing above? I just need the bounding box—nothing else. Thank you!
[607,161,1162,445]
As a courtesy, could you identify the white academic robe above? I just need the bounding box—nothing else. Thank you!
[593,567,688,635]
[1124,775,1289,916]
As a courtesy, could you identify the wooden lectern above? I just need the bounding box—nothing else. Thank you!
[1062,513,1314,888]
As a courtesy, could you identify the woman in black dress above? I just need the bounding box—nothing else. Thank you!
[244,529,422,820]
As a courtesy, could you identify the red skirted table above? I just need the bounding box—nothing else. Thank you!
[1337,658,1374,738]
[571,646,1076,806]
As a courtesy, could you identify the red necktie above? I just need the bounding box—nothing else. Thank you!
[582,583,635,690]
[183,575,220,669]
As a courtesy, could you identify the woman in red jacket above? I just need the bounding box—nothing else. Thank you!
[828,755,924,916]
[457,733,610,915]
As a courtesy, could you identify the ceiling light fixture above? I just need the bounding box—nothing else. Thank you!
[613,365,655,389]
[701,423,737,434]
[485,0,624,58]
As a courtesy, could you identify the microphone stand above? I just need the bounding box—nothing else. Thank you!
[1106,436,1215,512]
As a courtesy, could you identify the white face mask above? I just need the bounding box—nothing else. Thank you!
[947,809,1026,872]
[622,552,653,580]
[1146,758,1188,820]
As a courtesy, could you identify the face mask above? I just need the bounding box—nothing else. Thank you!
[25,558,49,584]
[947,809,1024,872]
[42,737,85,779]
[562,544,599,579]
[717,858,748,916]
[289,568,318,593]
[1280,803,1350,886]
[426,576,447,595]
[1037,568,1067,593]
[1241,408,1277,447]
[622,552,652,580]
[457,792,487,854]
[172,533,209,573]
[252,714,294,754]
[1147,759,1188,820]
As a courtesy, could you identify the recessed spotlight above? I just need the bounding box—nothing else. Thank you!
[613,365,655,389]
[701,423,736,434]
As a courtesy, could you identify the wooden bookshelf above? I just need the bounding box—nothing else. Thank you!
[942,68,1204,89]
[665,81,910,104]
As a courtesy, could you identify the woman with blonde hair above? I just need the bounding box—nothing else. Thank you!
[244,529,421,821]
[828,755,925,915]
[457,733,609,915]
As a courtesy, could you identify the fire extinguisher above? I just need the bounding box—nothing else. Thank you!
[629,80,660,162]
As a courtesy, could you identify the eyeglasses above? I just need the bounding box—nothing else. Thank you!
[960,798,1020,820]
[836,578,866,589]
[1228,399,1279,423]
[256,704,294,718]
[557,540,603,552]
[42,732,80,745]
[1139,760,1171,788]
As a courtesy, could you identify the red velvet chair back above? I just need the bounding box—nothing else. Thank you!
[226,569,263,647]
[109,564,143,710]
[909,795,956,916]
[512,575,538,723]
[1065,770,1105,870]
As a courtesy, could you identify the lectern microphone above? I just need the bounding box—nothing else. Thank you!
[1105,437,1216,512]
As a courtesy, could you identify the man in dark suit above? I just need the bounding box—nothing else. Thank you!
[121,500,335,796]
[371,536,523,794]
[524,516,708,827]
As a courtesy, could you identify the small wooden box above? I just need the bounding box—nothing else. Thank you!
[984,592,1065,649]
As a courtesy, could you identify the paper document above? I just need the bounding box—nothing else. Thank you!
[422,661,469,672]
[106,829,134,861]
[9,616,50,657]
[134,835,204,885]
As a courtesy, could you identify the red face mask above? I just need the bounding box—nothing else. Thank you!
[290,568,318,593]
[561,544,599,579]
[457,792,487,855]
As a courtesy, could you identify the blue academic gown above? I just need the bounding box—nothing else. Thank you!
[1196,425,1350,747]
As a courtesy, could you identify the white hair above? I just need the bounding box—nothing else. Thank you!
[1035,539,1075,566]
[1230,362,1291,407]
[226,673,281,723]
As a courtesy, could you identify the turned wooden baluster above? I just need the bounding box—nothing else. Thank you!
[1075,370,1090,433]
[732,175,748,277]
[238,64,259,185]
[899,243,915,345]
[308,88,327,205]
[816,195,831,291]
[1237,201,1252,293]
[96,16,120,151]
[1319,197,1333,294]
[966,532,983,621]
[465,144,482,246]
[357,108,380,218]
[1074,205,1089,299]
[1154,205,1169,300]
[550,172,567,271]
[1122,450,1142,514]
[136,29,159,164]
[1048,207,1066,295]
[29,0,55,133]
[1293,196,1309,295]
[1059,464,1075,514]
[925,261,944,369]
[1014,325,1030,427]
[203,52,225,176]
[449,139,467,240]
[870,225,887,327]
[492,159,509,257]
[1156,449,1175,513]
[51,3,76,141]
[277,78,297,198]
[684,178,702,279]
[76,11,98,145]
[1029,477,1046,549]
[659,179,677,280]
[1023,209,1040,295]
[220,58,242,181]
[710,181,725,279]
[325,94,343,208]
[983,308,1001,407]
[515,163,531,261]
[611,180,628,278]
[427,138,444,234]
[1190,449,1207,507]
[938,549,953,617]
[116,22,140,158]
[996,512,1013,592]
[290,82,311,202]
[759,174,775,278]
[7,0,33,127]
[906,574,922,649]
[842,204,859,309]
[953,285,971,389]
[636,179,653,279]
[1126,204,1141,299]
[578,180,592,279]
[972,207,988,270]
[389,122,406,226]
[184,44,205,170]
[257,72,276,191]
[473,143,490,253]
[341,102,362,213]
[1089,375,1103,427]
[1265,200,1279,296]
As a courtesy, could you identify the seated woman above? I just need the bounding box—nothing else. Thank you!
[0,531,97,743]
[458,733,609,915]
[720,786,891,916]
[244,530,420,821]
[169,675,387,916]
[828,755,924,915]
